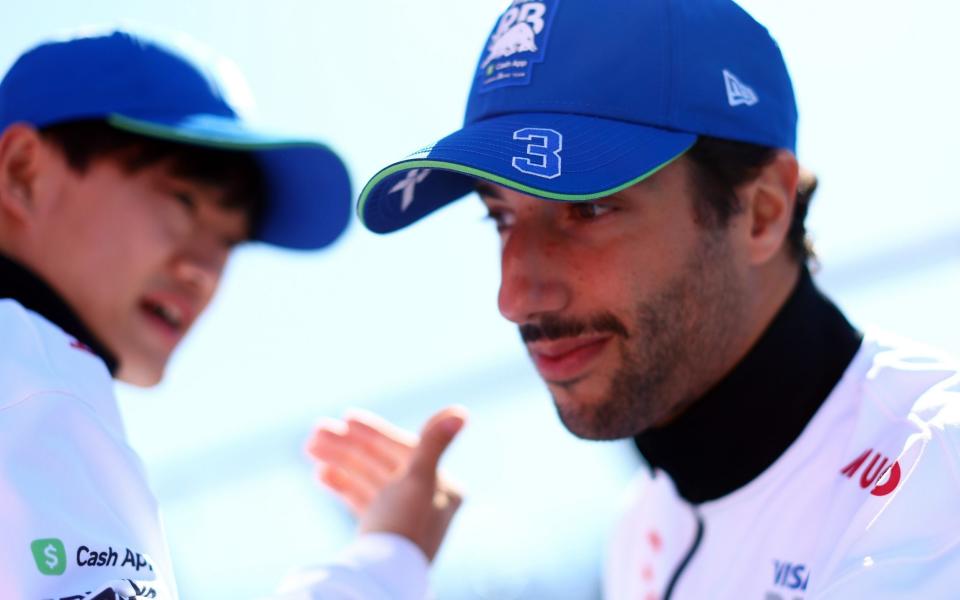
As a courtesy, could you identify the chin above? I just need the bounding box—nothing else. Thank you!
[116,358,167,387]
[554,403,629,441]
[549,385,637,441]
[547,371,672,440]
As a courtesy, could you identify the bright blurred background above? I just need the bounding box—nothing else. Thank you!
[4,1,959,598]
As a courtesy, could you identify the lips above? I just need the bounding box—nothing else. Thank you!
[139,292,195,344]
[528,336,612,383]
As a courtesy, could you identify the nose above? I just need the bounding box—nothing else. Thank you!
[497,221,571,324]
[171,236,227,298]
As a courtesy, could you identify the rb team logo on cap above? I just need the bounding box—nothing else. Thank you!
[478,0,559,92]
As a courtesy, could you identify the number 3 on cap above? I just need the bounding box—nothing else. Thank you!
[511,128,562,179]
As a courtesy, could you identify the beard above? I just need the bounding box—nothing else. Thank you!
[534,230,745,441]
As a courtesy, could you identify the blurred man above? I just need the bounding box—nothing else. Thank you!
[0,30,462,600]
[313,0,960,598]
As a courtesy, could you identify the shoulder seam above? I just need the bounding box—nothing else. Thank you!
[1,302,82,408]
[0,389,98,417]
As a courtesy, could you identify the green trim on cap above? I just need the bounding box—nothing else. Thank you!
[357,146,691,227]
[106,114,331,151]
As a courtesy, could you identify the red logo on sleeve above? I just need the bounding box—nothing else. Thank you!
[70,339,94,355]
[840,448,902,497]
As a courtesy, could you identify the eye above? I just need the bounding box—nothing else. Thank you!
[218,235,244,251]
[485,209,516,233]
[570,201,614,221]
[172,192,197,213]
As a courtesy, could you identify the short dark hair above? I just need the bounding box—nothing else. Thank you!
[685,136,817,263]
[39,120,267,236]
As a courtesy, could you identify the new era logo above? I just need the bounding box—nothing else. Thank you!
[723,69,758,107]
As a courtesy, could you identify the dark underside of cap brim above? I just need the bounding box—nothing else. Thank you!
[359,112,697,234]
[107,113,352,250]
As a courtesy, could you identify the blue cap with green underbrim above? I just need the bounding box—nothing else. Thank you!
[358,0,797,234]
[0,29,351,250]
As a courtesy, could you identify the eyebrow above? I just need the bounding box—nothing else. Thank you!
[473,180,503,200]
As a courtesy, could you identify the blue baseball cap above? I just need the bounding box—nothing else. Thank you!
[359,0,797,234]
[0,29,351,250]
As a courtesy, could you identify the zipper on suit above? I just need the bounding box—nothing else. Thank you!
[664,513,705,600]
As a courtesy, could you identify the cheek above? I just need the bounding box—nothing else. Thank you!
[68,206,178,295]
[97,215,171,268]
[629,220,706,278]
[579,232,673,290]
[565,245,636,314]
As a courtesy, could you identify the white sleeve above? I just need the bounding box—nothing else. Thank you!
[811,546,960,599]
[0,392,175,599]
[270,533,430,600]
[812,391,960,599]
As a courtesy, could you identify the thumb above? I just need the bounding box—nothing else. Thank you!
[408,406,467,479]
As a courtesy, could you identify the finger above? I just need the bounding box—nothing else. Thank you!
[343,414,416,473]
[317,462,376,501]
[308,429,397,485]
[308,419,404,478]
[342,424,410,472]
[408,406,468,480]
[432,487,463,513]
[318,464,374,515]
[306,422,346,458]
[311,410,413,472]
[345,410,417,455]
[345,409,419,445]
[305,418,350,460]
[436,477,464,505]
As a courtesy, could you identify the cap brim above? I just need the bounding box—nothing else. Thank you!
[358,113,697,234]
[107,113,351,250]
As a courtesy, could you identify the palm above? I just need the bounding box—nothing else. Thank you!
[307,407,466,562]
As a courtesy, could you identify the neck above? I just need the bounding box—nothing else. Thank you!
[0,252,118,375]
[634,267,862,503]
[665,261,802,427]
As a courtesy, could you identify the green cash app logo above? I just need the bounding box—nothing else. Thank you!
[31,538,67,575]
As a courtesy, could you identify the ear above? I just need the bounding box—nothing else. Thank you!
[737,150,799,266]
[0,123,48,225]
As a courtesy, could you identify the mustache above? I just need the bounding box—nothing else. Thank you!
[519,312,629,343]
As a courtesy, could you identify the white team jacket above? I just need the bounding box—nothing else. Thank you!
[605,336,960,599]
[0,298,428,600]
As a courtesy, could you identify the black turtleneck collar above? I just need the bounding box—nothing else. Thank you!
[633,268,862,504]
[0,254,118,375]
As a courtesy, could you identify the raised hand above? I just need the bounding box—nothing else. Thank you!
[307,406,467,562]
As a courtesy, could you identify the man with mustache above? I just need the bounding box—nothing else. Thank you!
[0,30,463,600]
[311,0,960,598]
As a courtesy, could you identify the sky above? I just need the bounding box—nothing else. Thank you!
[4,1,960,597]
